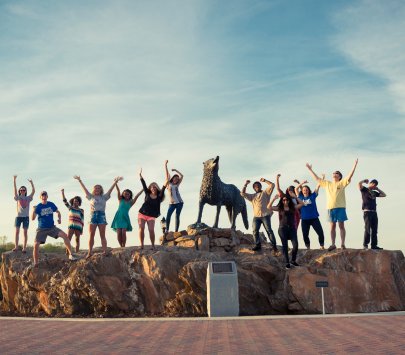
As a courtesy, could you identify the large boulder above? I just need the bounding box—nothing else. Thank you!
[1,244,404,317]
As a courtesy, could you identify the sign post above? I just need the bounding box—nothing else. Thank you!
[315,281,329,315]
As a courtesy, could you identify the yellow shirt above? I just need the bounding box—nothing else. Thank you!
[241,185,274,217]
[319,178,350,209]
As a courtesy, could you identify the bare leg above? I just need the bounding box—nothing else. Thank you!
[338,221,346,247]
[33,241,40,265]
[117,229,123,247]
[59,231,73,256]
[74,230,81,252]
[13,227,20,251]
[122,229,127,247]
[22,228,28,252]
[88,224,97,258]
[330,222,336,246]
[138,218,146,249]
[66,229,74,254]
[99,224,108,255]
[147,219,156,249]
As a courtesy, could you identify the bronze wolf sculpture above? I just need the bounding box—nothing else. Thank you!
[196,156,249,229]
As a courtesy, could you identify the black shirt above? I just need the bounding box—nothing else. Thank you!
[361,186,380,211]
[139,178,166,217]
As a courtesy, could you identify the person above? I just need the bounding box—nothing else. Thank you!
[241,178,279,254]
[268,193,304,269]
[13,175,35,253]
[138,165,168,250]
[32,191,76,267]
[306,159,358,251]
[276,174,301,230]
[74,175,122,258]
[294,180,325,249]
[61,189,84,253]
[111,184,143,247]
[358,179,386,250]
[164,160,184,232]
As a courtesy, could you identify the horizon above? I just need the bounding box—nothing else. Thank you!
[1,0,404,253]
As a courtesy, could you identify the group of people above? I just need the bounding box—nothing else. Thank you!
[12,161,184,266]
[11,158,386,269]
[241,159,386,269]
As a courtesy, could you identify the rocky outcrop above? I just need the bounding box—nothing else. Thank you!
[1,229,404,317]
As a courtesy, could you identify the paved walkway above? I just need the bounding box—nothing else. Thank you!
[1,313,404,354]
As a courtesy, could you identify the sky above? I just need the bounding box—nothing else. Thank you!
[0,0,404,252]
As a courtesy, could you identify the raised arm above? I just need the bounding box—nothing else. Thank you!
[139,168,149,194]
[376,186,387,198]
[106,177,123,196]
[131,189,144,206]
[74,175,91,197]
[61,188,70,208]
[116,184,121,200]
[267,194,280,211]
[164,160,170,183]
[314,182,321,195]
[241,180,250,194]
[13,175,18,198]
[306,163,322,182]
[275,174,283,196]
[358,179,368,191]
[294,180,308,196]
[346,158,359,182]
[28,179,35,198]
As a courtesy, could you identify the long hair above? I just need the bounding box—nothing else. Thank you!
[302,185,312,195]
[18,186,27,196]
[92,184,104,195]
[170,174,180,184]
[277,194,295,211]
[147,182,166,202]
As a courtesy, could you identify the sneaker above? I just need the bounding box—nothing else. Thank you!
[291,261,299,267]
[285,263,291,269]
[371,246,383,250]
[252,245,262,251]
[305,244,310,250]
[320,246,325,250]
[327,245,336,251]
[271,247,281,256]
[68,254,77,261]
[363,245,368,250]
[341,245,346,250]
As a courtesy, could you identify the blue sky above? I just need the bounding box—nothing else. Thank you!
[1,0,404,251]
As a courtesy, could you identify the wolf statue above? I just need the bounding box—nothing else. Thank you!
[196,156,249,229]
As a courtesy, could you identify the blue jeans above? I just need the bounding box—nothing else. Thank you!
[252,215,276,247]
[166,203,184,232]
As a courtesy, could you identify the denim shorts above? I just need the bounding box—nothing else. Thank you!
[90,211,107,225]
[328,208,348,222]
[15,216,29,229]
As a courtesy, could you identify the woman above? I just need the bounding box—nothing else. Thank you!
[269,192,304,269]
[295,180,325,250]
[61,188,84,252]
[111,184,143,247]
[74,175,122,258]
[138,164,168,250]
[13,175,35,253]
[276,174,301,230]
[164,160,184,232]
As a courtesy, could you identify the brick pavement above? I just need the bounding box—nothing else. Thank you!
[0,314,404,354]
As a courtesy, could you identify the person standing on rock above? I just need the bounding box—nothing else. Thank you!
[74,175,122,258]
[61,189,84,253]
[241,178,279,254]
[275,174,301,230]
[111,184,143,247]
[164,160,184,232]
[306,159,358,251]
[32,191,76,267]
[294,180,325,250]
[138,165,168,250]
[268,193,304,269]
[358,179,386,250]
[13,175,35,253]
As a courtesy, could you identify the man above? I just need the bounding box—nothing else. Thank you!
[306,159,358,251]
[358,179,386,250]
[241,178,279,254]
[32,191,77,267]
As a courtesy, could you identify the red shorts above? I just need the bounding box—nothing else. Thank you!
[138,212,155,222]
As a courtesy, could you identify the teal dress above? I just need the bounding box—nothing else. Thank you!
[111,200,133,231]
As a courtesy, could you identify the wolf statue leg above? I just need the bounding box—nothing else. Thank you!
[196,200,205,224]
[213,205,221,228]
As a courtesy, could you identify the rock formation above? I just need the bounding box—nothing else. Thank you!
[1,227,404,317]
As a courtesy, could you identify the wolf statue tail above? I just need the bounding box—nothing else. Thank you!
[241,202,249,230]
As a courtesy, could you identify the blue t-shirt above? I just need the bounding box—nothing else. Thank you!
[299,192,319,220]
[35,202,58,228]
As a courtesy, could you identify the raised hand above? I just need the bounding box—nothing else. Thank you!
[73,175,81,181]
[245,180,251,185]
[28,179,33,183]
[260,177,266,182]
[139,168,143,178]
[13,175,17,180]
[306,163,312,169]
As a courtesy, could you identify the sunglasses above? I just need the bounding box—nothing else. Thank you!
[282,198,288,201]
[19,189,26,192]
